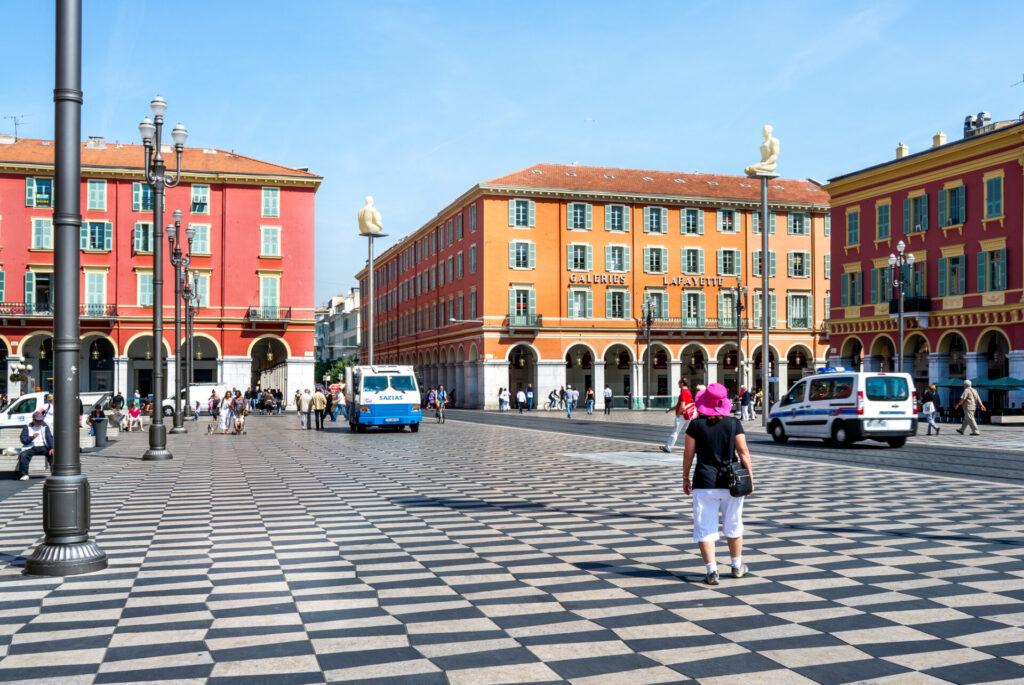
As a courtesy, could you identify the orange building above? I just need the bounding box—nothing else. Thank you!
[357,164,830,409]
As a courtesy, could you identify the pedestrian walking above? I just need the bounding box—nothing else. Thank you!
[299,390,313,430]
[558,386,566,410]
[501,388,511,412]
[739,386,753,421]
[565,386,573,419]
[585,387,595,415]
[516,388,527,414]
[312,386,328,430]
[232,390,247,434]
[921,383,941,435]
[660,379,696,452]
[682,383,754,585]
[571,386,579,410]
[955,380,986,436]
[603,384,613,415]
[219,393,233,434]
[526,385,534,411]
[15,410,53,480]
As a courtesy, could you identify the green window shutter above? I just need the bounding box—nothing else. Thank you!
[643,247,651,273]
[769,251,776,277]
[903,197,910,233]
[604,206,611,231]
[25,178,35,207]
[605,290,613,317]
[528,243,536,268]
[957,186,966,223]
[804,213,811,235]
[508,200,515,226]
[605,246,612,271]
[80,223,88,250]
[787,293,794,327]
[585,245,593,271]
[788,251,795,278]
[698,293,705,327]
[528,201,536,227]
[643,207,651,233]
[661,248,668,273]
[24,272,35,307]
[697,209,704,234]
[870,267,878,303]
[508,289,515,317]
[840,273,848,306]
[770,293,777,325]
[567,291,574,318]
[104,222,112,250]
[624,291,631,318]
[716,249,724,275]
[937,188,946,227]
[787,212,795,235]
[769,212,775,234]
[585,203,593,229]
[977,252,987,293]
[132,182,141,212]
[735,249,742,275]
[734,210,742,233]
[680,248,687,273]
[715,209,723,232]
[0,271,4,301]
[753,293,761,327]
[957,256,965,294]
[920,193,928,231]
[856,272,864,305]
[752,250,761,278]
[586,291,593,318]
[718,292,725,325]
[623,206,630,232]
[566,244,573,269]
[937,257,946,296]
[623,246,630,270]
[698,248,705,273]
[660,208,668,233]
[509,242,516,268]
[752,210,760,234]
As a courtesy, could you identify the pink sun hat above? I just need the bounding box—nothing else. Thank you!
[694,383,732,417]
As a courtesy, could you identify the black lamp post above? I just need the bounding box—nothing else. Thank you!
[734,275,747,392]
[888,239,915,374]
[641,295,653,409]
[24,0,107,576]
[138,96,187,460]
[183,271,197,396]
[166,210,194,433]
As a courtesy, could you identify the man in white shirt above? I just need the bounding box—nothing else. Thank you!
[603,385,613,415]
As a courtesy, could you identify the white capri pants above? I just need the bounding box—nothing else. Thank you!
[692,488,744,542]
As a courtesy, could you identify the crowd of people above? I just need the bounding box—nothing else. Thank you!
[295,385,344,430]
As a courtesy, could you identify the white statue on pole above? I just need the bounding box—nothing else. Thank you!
[745,125,780,176]
[358,196,384,235]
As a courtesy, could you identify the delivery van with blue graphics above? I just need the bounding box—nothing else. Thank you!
[345,365,422,432]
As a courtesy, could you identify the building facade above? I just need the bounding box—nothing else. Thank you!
[826,115,1024,408]
[358,164,830,409]
[0,134,319,401]
[315,288,361,361]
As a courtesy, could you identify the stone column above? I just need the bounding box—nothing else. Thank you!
[7,358,22,397]
[965,352,988,402]
[592,361,606,403]
[482,360,509,410]
[777,360,789,395]
[535,361,566,400]
[631,361,645,409]
[166,355,176,405]
[669,360,682,393]
[458,362,469,408]
[837,355,853,370]
[114,356,129,396]
[287,357,315,409]
[220,356,252,394]
[928,353,951,408]
[705,359,719,386]
[1008,351,1024,407]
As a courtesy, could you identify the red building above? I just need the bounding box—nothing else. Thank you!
[826,114,1023,408]
[0,134,320,401]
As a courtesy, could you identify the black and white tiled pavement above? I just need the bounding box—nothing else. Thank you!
[1,416,1023,684]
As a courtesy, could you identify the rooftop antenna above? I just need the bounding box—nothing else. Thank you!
[3,115,25,140]
[1012,73,1024,87]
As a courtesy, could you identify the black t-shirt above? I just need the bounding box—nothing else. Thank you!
[686,416,744,489]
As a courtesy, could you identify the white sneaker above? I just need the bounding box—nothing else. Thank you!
[19,475,29,481]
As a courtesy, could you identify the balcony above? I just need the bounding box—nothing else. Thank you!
[507,312,541,329]
[0,302,52,317]
[889,297,932,314]
[81,304,117,318]
[247,306,292,322]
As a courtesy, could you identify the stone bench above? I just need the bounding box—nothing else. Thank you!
[991,415,1024,425]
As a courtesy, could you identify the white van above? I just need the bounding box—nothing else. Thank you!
[767,368,917,447]
[345,365,422,432]
[0,391,109,429]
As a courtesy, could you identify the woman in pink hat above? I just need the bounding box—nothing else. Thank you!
[682,383,755,585]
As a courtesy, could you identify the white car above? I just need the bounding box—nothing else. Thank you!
[767,369,918,448]
[161,383,232,416]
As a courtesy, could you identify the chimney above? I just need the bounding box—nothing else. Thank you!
[85,136,106,149]
[932,132,947,148]
[896,142,910,159]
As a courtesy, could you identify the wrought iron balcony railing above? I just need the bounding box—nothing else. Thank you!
[247,306,292,321]
[81,304,117,317]
[508,312,540,327]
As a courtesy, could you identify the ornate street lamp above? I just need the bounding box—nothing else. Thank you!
[182,271,198,392]
[166,210,194,434]
[733,275,747,392]
[888,240,915,374]
[138,95,187,460]
[641,294,654,409]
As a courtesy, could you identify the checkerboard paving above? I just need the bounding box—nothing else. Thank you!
[0,416,1022,684]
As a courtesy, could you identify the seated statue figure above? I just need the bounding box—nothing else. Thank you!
[358,196,384,235]
[745,125,780,176]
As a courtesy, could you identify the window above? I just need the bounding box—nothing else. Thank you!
[840,271,862,306]
[781,382,806,407]
[447,256,454,282]
[569,202,592,230]
[438,264,445,287]
[568,289,593,318]
[718,291,737,328]
[825,214,831,236]
[509,287,536,324]
[0,270,4,302]
[644,246,668,273]
[985,175,1003,218]
[788,251,810,278]
[605,204,629,232]
[138,273,154,307]
[751,250,776,278]
[261,227,281,256]
[80,221,112,251]
[718,248,740,276]
[455,214,463,240]
[683,292,705,327]
[938,255,966,296]
[509,241,535,269]
[644,207,667,233]
[876,203,890,240]
[682,247,703,275]
[568,244,592,271]
[260,275,280,315]
[134,222,153,252]
[787,212,810,235]
[469,291,477,319]
[865,376,909,401]
[825,255,831,280]
[262,187,280,217]
[717,209,737,233]
[645,292,668,319]
[605,245,628,272]
[194,272,210,307]
[32,218,53,249]
[84,272,105,313]
[752,210,775,234]
[846,210,860,245]
[682,208,703,235]
[469,244,477,273]
[469,204,477,232]
[606,290,629,319]
[191,184,210,214]
[903,194,928,233]
[447,219,453,246]
[787,293,810,328]
[977,248,1008,292]
[87,180,106,211]
[25,178,53,208]
[190,224,210,254]
[870,265,893,303]
[132,182,154,212]
[456,252,463,278]
[939,185,965,227]
[509,199,535,227]
[752,291,777,328]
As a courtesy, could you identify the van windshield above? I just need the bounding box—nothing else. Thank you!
[390,376,417,392]
[362,377,390,393]
[866,376,909,401]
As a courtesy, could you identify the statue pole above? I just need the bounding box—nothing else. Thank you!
[758,173,775,427]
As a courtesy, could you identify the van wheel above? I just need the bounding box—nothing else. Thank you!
[770,421,788,443]
[410,423,419,433]
[162,406,173,417]
[831,422,852,447]
[886,437,907,448]
[356,423,367,433]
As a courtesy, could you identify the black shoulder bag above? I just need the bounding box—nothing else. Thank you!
[722,419,753,497]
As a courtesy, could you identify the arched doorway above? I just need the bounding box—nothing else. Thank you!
[869,336,895,372]
[979,329,1011,409]
[126,335,169,400]
[20,334,54,394]
[250,337,289,393]
[681,345,706,392]
[81,334,115,392]
[640,344,671,407]
[904,333,929,396]
[565,344,594,396]
[602,344,633,407]
[787,345,812,387]
[717,343,744,397]
[508,344,537,401]
[840,337,863,372]
[191,336,219,384]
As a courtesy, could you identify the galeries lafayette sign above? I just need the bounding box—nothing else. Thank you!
[567,273,728,288]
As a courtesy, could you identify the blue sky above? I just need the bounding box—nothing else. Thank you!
[3,0,1023,302]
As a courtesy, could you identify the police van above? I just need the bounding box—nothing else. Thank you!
[345,365,422,432]
[767,368,917,447]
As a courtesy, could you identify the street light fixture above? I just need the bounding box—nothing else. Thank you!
[181,270,197,403]
[641,294,654,409]
[138,95,187,460]
[733,275,747,392]
[167,209,194,434]
[888,240,915,374]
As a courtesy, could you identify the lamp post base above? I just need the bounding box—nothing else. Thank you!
[169,425,187,434]
[142,448,173,460]
[24,475,108,577]
[143,423,173,460]
[24,540,108,576]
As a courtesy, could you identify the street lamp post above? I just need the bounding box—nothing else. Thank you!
[734,275,747,391]
[138,96,187,460]
[167,210,194,433]
[641,295,653,410]
[183,272,197,392]
[24,0,107,576]
[888,240,915,373]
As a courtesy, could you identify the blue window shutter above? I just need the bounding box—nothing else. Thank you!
[643,247,651,273]
[104,222,112,250]
[870,268,878,303]
[841,273,848,306]
[787,212,794,234]
[566,244,573,269]
[605,246,612,271]
[937,257,946,296]
[24,272,35,307]
[132,183,141,212]
[80,223,88,250]
[528,243,536,268]
[660,208,668,233]
[957,186,966,223]
[937,189,946,227]
[586,245,593,271]
[623,206,630,232]
[585,204,593,229]
[528,201,536,227]
[0,271,4,301]
[920,194,928,231]
[25,178,35,207]
[715,209,723,232]
[698,249,704,273]
[623,246,630,270]
[977,252,987,292]
[508,200,515,226]
[605,290,613,317]
[697,209,704,234]
[643,207,650,233]
[996,248,1007,289]
[903,198,910,233]
[586,291,593,318]
[957,257,965,294]
[752,210,760,234]
[509,243,516,268]
[508,289,515,317]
